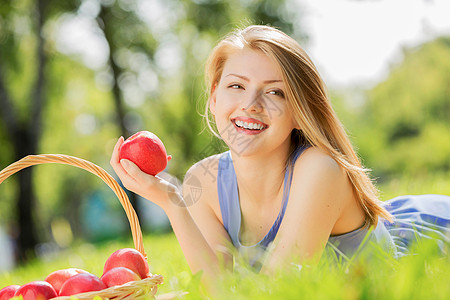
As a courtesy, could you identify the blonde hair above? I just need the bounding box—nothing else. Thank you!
[204,25,392,226]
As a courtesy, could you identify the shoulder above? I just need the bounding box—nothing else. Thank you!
[290,147,365,235]
[183,153,223,187]
[182,153,223,216]
[290,147,352,209]
[294,147,345,179]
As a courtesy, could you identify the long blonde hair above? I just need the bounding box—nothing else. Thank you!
[204,25,392,226]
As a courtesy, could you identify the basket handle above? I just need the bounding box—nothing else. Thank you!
[0,154,146,258]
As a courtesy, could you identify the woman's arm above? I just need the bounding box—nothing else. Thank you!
[168,157,233,275]
[110,138,232,278]
[261,148,356,273]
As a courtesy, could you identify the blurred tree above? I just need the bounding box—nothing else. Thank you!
[354,37,450,178]
[94,0,160,219]
[0,0,81,262]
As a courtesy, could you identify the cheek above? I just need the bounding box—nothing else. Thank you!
[267,101,297,130]
[212,96,230,125]
[215,92,237,115]
[263,98,290,121]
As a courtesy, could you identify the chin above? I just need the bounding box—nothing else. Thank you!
[226,140,261,158]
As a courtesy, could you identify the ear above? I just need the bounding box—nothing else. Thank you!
[209,83,217,115]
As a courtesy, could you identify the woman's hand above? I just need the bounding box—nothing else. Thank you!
[110,136,181,210]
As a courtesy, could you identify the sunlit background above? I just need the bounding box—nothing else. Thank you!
[303,0,450,87]
[0,0,449,274]
[54,0,450,87]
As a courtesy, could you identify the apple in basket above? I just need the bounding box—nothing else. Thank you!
[45,268,89,294]
[103,248,150,279]
[14,281,57,300]
[101,267,141,288]
[0,285,20,300]
[59,273,106,296]
[119,131,171,176]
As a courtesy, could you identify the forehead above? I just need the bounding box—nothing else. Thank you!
[221,48,283,81]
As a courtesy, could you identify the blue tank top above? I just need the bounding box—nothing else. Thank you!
[217,147,396,270]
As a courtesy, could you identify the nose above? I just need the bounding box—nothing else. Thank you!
[241,90,264,113]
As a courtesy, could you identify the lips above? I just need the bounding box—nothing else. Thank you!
[231,116,269,135]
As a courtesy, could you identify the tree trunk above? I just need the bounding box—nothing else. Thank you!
[15,130,38,261]
[97,5,141,220]
[0,0,49,263]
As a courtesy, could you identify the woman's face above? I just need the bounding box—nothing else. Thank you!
[209,48,298,158]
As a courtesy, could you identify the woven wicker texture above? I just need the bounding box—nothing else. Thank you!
[54,276,163,299]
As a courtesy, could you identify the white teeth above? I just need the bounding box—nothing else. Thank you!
[234,120,265,130]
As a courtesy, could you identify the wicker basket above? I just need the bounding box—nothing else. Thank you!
[0,154,163,299]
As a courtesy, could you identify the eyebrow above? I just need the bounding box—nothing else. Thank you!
[225,73,283,84]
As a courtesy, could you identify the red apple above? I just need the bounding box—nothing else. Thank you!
[103,248,149,279]
[45,268,89,294]
[14,281,57,300]
[0,285,20,300]
[100,267,141,288]
[119,131,171,176]
[59,273,106,296]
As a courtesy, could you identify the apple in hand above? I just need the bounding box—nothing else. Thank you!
[119,131,171,176]
[59,273,106,296]
[0,285,20,300]
[45,268,89,294]
[14,281,57,300]
[101,267,141,287]
[103,248,150,279]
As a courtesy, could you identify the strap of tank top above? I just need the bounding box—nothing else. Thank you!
[260,145,309,247]
[217,152,237,234]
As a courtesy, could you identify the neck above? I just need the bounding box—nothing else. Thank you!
[230,146,291,205]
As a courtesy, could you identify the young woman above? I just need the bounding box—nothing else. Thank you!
[110,25,450,277]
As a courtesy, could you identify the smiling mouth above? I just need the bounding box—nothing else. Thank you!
[231,118,269,132]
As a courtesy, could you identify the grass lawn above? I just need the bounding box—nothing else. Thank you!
[1,173,449,299]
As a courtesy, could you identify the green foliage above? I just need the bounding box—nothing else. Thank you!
[377,171,450,201]
[350,37,450,178]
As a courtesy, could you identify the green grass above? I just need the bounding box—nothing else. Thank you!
[377,171,450,201]
[1,234,448,299]
[1,174,449,299]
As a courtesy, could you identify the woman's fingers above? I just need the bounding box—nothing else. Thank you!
[120,159,161,192]
[111,136,124,165]
[120,159,142,179]
[110,137,140,191]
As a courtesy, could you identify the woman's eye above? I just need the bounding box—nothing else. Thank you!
[268,89,285,98]
[228,84,243,89]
